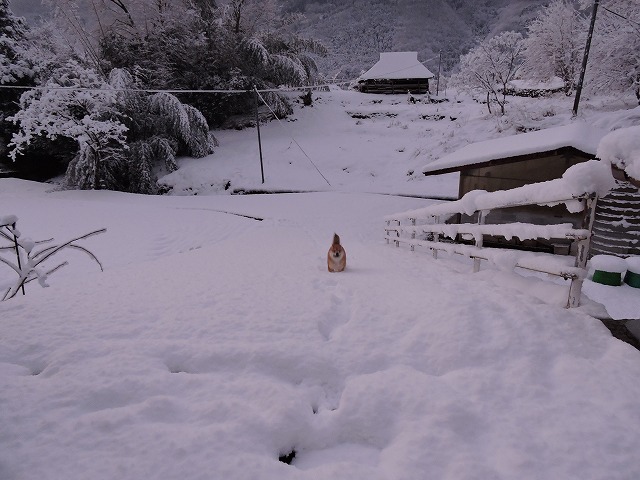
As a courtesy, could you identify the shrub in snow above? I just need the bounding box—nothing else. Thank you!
[0,215,105,301]
[108,69,218,194]
[8,60,128,189]
[8,63,216,193]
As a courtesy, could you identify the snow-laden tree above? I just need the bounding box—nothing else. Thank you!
[587,0,640,102]
[451,31,525,115]
[0,0,32,84]
[108,68,217,194]
[96,0,326,125]
[8,59,127,189]
[0,0,35,161]
[521,0,587,95]
[9,63,216,193]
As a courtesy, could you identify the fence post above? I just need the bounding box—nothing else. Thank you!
[395,220,400,247]
[567,277,582,308]
[576,194,598,268]
[410,218,416,251]
[473,210,487,273]
[433,216,440,259]
[566,194,597,308]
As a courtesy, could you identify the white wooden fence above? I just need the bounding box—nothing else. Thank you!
[385,183,598,308]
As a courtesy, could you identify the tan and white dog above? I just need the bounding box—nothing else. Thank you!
[327,233,347,272]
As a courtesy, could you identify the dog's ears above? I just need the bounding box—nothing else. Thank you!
[333,233,340,245]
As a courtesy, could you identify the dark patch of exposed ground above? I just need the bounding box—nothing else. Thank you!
[601,319,640,351]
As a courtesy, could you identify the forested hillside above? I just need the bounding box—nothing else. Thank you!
[282,0,549,77]
[14,0,549,77]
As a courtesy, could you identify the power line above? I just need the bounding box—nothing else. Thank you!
[254,87,332,187]
[0,80,356,95]
[601,6,640,27]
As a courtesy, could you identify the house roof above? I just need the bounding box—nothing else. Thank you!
[422,124,608,176]
[359,52,435,81]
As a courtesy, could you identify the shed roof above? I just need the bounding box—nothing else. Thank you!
[422,123,608,176]
[359,52,435,81]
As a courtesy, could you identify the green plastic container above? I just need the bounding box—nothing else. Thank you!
[592,270,623,286]
[624,270,640,288]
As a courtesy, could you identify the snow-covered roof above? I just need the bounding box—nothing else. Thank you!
[359,52,435,81]
[422,123,608,175]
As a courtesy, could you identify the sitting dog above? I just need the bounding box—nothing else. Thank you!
[327,233,347,272]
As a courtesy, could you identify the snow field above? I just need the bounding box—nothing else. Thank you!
[2,181,640,479]
[3,90,640,479]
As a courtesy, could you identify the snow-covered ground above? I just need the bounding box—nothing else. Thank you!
[2,89,640,479]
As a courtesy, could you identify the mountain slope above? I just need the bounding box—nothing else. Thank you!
[285,0,548,77]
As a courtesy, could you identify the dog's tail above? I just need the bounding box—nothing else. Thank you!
[333,233,340,245]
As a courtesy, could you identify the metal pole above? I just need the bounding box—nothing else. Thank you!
[254,86,265,184]
[573,0,600,117]
[10,223,25,296]
[436,51,442,96]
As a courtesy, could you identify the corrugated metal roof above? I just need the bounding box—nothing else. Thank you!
[422,123,608,175]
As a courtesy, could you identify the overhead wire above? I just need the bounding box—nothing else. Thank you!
[254,87,332,187]
[0,80,356,94]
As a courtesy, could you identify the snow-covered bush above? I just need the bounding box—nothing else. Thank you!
[96,0,325,126]
[8,59,128,189]
[8,64,216,193]
[0,215,105,301]
[0,0,35,162]
[107,68,217,194]
[450,31,525,115]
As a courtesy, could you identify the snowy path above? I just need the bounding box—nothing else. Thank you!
[2,182,640,480]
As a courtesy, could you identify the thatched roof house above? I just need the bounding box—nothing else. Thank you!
[356,52,435,94]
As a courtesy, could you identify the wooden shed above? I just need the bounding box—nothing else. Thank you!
[357,52,435,95]
[421,124,640,256]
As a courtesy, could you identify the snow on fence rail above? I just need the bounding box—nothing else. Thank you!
[384,161,617,308]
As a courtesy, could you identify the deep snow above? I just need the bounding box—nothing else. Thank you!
[2,89,640,480]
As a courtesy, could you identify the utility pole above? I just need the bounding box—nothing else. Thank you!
[573,0,600,117]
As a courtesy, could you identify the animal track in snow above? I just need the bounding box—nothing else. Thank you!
[314,279,353,341]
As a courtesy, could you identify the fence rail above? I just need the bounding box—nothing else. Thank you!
[385,186,598,308]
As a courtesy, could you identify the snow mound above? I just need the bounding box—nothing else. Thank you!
[596,125,640,181]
